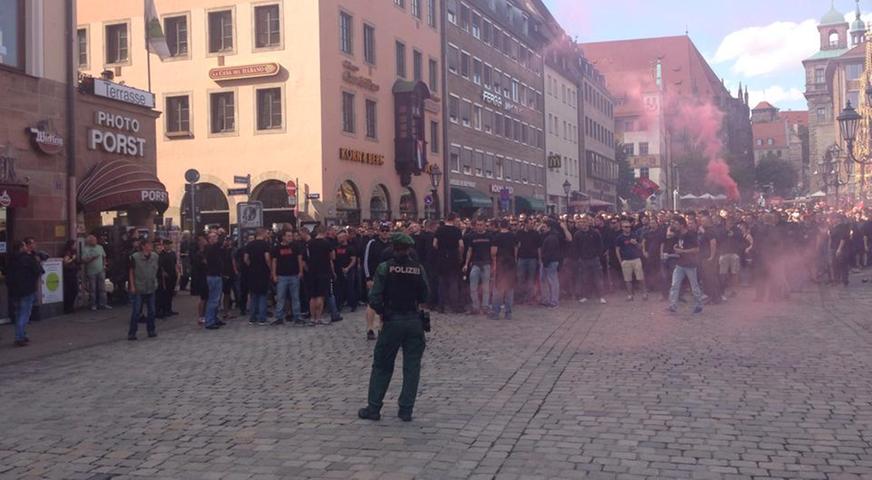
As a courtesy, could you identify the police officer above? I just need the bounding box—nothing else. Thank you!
[358,233,429,422]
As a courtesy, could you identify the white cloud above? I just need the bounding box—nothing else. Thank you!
[713,20,819,77]
[743,85,806,109]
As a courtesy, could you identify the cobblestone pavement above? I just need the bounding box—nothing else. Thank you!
[1,279,872,480]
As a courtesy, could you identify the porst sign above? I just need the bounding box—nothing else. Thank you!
[87,111,147,157]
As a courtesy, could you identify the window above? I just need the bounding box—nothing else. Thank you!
[462,148,472,174]
[428,59,438,92]
[339,11,353,54]
[512,79,519,102]
[756,138,763,146]
[447,0,457,24]
[430,121,439,153]
[342,92,355,133]
[164,15,188,57]
[482,20,492,44]
[483,109,493,133]
[0,0,23,68]
[77,28,89,68]
[472,58,482,84]
[472,12,481,38]
[427,0,437,27]
[496,156,504,179]
[547,114,553,134]
[767,138,774,145]
[461,99,471,126]
[394,0,405,7]
[254,4,281,48]
[459,3,470,31]
[256,88,282,130]
[639,142,649,155]
[413,50,423,81]
[640,167,650,179]
[473,105,482,130]
[363,24,376,64]
[494,112,503,136]
[365,99,377,139]
[396,41,406,78]
[623,143,635,156]
[485,154,494,178]
[411,0,421,18]
[505,117,513,139]
[210,92,235,134]
[483,64,492,88]
[460,51,469,77]
[450,145,461,171]
[816,107,827,121]
[207,10,233,53]
[165,95,190,134]
[448,95,459,122]
[814,67,825,84]
[474,151,483,176]
[447,45,459,73]
[105,23,129,64]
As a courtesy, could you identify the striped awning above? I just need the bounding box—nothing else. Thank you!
[78,159,169,213]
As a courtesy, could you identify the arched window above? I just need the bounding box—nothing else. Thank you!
[336,180,361,225]
[829,30,840,48]
[251,180,295,228]
[369,184,391,220]
[399,188,418,219]
[180,182,230,232]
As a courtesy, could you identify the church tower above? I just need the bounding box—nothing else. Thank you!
[819,1,849,50]
[850,0,867,46]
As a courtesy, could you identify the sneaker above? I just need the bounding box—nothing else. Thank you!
[331,316,344,323]
[257,320,268,326]
[147,332,157,338]
[720,295,728,302]
[248,319,257,326]
[692,305,704,314]
[215,321,227,327]
[578,298,588,304]
[103,305,113,310]
[197,318,205,326]
[626,295,634,301]
[397,409,413,422]
[293,319,306,326]
[366,330,376,341]
[599,298,607,304]
[91,306,97,311]
[270,319,284,326]
[666,305,678,313]
[205,324,221,330]
[357,407,381,421]
[127,335,137,341]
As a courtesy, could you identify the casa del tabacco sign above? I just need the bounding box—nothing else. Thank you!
[209,63,280,81]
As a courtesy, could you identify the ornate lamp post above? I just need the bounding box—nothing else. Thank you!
[837,101,871,200]
[428,164,442,219]
[819,144,846,204]
[562,179,571,214]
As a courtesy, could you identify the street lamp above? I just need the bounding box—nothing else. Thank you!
[820,144,846,204]
[428,164,442,219]
[562,179,571,214]
[837,101,871,199]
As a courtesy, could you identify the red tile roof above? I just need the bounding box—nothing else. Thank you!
[753,101,776,110]
[779,110,809,127]
[752,122,788,149]
[581,35,730,117]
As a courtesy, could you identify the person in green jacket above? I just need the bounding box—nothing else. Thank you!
[128,239,159,340]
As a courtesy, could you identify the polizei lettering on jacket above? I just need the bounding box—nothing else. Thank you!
[389,265,421,275]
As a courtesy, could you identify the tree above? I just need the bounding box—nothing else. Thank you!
[755,155,799,197]
[615,143,644,210]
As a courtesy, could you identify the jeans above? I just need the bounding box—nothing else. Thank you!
[128,292,156,336]
[249,293,268,322]
[542,261,560,306]
[437,269,461,312]
[516,258,538,302]
[13,293,35,341]
[669,266,703,309]
[491,284,514,315]
[576,257,603,299]
[468,264,491,312]
[88,271,107,308]
[275,275,301,321]
[205,276,223,327]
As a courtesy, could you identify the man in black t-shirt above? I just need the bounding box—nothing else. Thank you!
[464,220,494,315]
[830,214,852,286]
[574,216,606,304]
[490,220,517,319]
[306,226,334,325]
[271,230,304,325]
[718,217,744,297]
[434,214,464,313]
[666,216,704,314]
[515,219,542,304]
[698,214,721,303]
[333,231,358,312]
[244,229,272,325]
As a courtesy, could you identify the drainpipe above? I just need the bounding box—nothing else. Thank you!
[65,0,77,238]
[439,0,449,218]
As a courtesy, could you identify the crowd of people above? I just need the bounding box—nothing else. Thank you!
[5,204,870,346]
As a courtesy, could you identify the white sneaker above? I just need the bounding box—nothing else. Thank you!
[626,295,634,301]
[599,298,607,304]
[103,305,113,310]
[578,298,588,304]
[91,306,97,311]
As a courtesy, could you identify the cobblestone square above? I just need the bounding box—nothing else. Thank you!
[1,281,872,480]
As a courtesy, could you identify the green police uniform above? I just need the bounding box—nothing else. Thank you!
[360,234,429,421]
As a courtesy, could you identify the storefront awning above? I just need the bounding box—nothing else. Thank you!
[451,187,492,210]
[78,159,169,213]
[0,184,29,208]
[515,195,546,213]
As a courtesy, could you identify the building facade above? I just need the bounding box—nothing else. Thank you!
[751,102,810,192]
[578,55,617,208]
[442,0,552,216]
[78,0,444,228]
[543,36,582,214]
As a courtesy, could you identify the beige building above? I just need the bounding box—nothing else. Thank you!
[77,0,443,228]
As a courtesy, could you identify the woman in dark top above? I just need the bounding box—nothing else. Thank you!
[61,240,79,314]
[189,235,208,324]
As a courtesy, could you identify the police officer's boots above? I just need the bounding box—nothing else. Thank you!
[357,406,381,421]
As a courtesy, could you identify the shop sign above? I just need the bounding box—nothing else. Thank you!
[342,61,380,92]
[490,184,514,194]
[339,147,385,166]
[141,190,169,203]
[93,79,155,108]
[0,186,29,208]
[27,123,64,155]
[88,110,147,157]
[209,63,280,81]
[482,90,503,108]
[449,178,476,188]
[40,258,63,304]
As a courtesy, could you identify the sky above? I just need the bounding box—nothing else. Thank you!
[542,0,870,111]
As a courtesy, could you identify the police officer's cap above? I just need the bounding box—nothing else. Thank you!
[391,232,415,247]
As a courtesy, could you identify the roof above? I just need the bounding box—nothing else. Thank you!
[752,122,788,149]
[753,101,776,111]
[805,48,851,61]
[581,36,731,116]
[780,110,809,127]
[820,5,847,26]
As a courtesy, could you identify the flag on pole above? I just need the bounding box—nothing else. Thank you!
[145,0,171,60]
